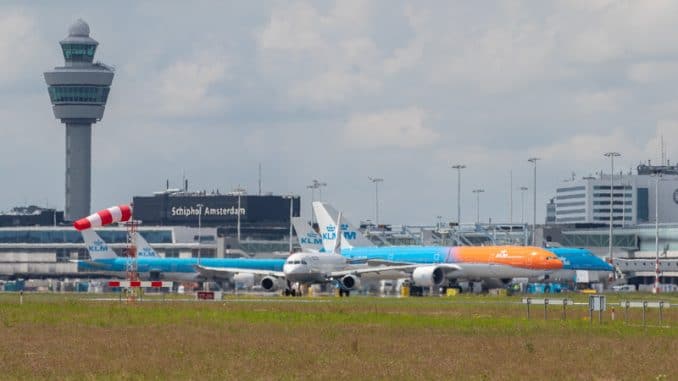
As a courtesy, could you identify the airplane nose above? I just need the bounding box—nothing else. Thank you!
[548,258,564,269]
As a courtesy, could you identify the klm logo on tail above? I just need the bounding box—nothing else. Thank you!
[323,225,356,241]
[322,225,337,240]
[138,247,155,257]
[301,232,322,245]
[88,239,108,253]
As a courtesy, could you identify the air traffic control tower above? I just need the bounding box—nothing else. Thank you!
[44,19,114,221]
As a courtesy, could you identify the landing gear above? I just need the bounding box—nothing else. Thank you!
[282,281,303,297]
[338,289,351,297]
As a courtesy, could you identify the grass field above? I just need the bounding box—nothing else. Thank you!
[0,292,676,380]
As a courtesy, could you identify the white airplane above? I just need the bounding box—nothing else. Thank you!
[195,214,418,296]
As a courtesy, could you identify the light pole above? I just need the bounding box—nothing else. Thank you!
[451,164,466,226]
[654,173,662,294]
[283,195,296,253]
[604,152,621,269]
[369,177,384,226]
[519,186,528,225]
[233,186,246,242]
[196,203,203,265]
[472,189,484,224]
[527,158,540,245]
[306,182,317,223]
[313,179,327,201]
[307,179,326,222]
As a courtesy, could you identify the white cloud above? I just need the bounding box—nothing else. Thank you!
[627,61,678,84]
[534,130,644,164]
[258,2,326,52]
[0,9,46,84]
[343,107,437,149]
[573,90,627,113]
[257,1,382,106]
[120,51,230,118]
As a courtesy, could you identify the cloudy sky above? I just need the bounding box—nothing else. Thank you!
[2,0,678,225]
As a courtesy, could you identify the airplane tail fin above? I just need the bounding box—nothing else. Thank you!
[312,201,374,250]
[333,213,343,255]
[291,217,323,252]
[81,229,118,260]
[313,201,339,252]
[135,232,158,257]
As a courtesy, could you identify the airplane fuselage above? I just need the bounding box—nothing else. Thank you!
[340,245,562,280]
[283,252,347,284]
[78,257,285,281]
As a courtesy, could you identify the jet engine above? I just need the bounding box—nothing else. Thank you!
[260,276,283,291]
[411,266,445,287]
[148,269,162,281]
[340,274,362,290]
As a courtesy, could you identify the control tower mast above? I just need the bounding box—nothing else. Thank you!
[44,19,114,221]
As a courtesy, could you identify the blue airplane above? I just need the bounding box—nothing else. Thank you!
[312,202,613,284]
[78,229,285,286]
[547,247,613,272]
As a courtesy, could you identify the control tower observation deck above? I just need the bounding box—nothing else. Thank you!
[44,19,114,221]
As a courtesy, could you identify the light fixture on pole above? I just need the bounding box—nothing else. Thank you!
[283,195,296,253]
[451,164,466,226]
[472,189,485,224]
[369,177,384,226]
[604,152,621,271]
[527,157,540,245]
[313,179,327,201]
[196,203,204,265]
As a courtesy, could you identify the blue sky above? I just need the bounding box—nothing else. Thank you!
[1,1,677,225]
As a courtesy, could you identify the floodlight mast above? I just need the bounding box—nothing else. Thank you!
[451,164,466,226]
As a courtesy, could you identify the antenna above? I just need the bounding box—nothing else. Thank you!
[661,135,665,165]
[258,163,262,196]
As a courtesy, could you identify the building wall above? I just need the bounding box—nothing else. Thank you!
[553,174,678,225]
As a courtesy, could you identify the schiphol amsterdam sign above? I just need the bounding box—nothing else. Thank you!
[170,205,246,217]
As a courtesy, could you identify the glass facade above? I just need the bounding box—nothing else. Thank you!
[48,86,110,104]
[0,230,172,244]
[562,233,637,248]
[61,43,96,62]
[637,188,649,222]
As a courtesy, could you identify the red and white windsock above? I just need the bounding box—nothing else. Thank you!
[73,204,132,231]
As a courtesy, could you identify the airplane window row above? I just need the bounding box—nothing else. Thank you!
[286,260,307,265]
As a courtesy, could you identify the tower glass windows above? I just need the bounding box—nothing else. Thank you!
[48,86,110,104]
[61,43,97,62]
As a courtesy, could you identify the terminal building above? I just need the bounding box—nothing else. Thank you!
[545,162,678,288]
[553,163,678,226]
[0,189,301,279]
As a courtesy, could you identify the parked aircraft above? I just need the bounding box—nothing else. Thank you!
[196,214,422,296]
[312,202,563,289]
[77,229,285,286]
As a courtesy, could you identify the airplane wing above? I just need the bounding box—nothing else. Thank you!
[328,264,418,278]
[194,265,285,279]
[363,261,463,276]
